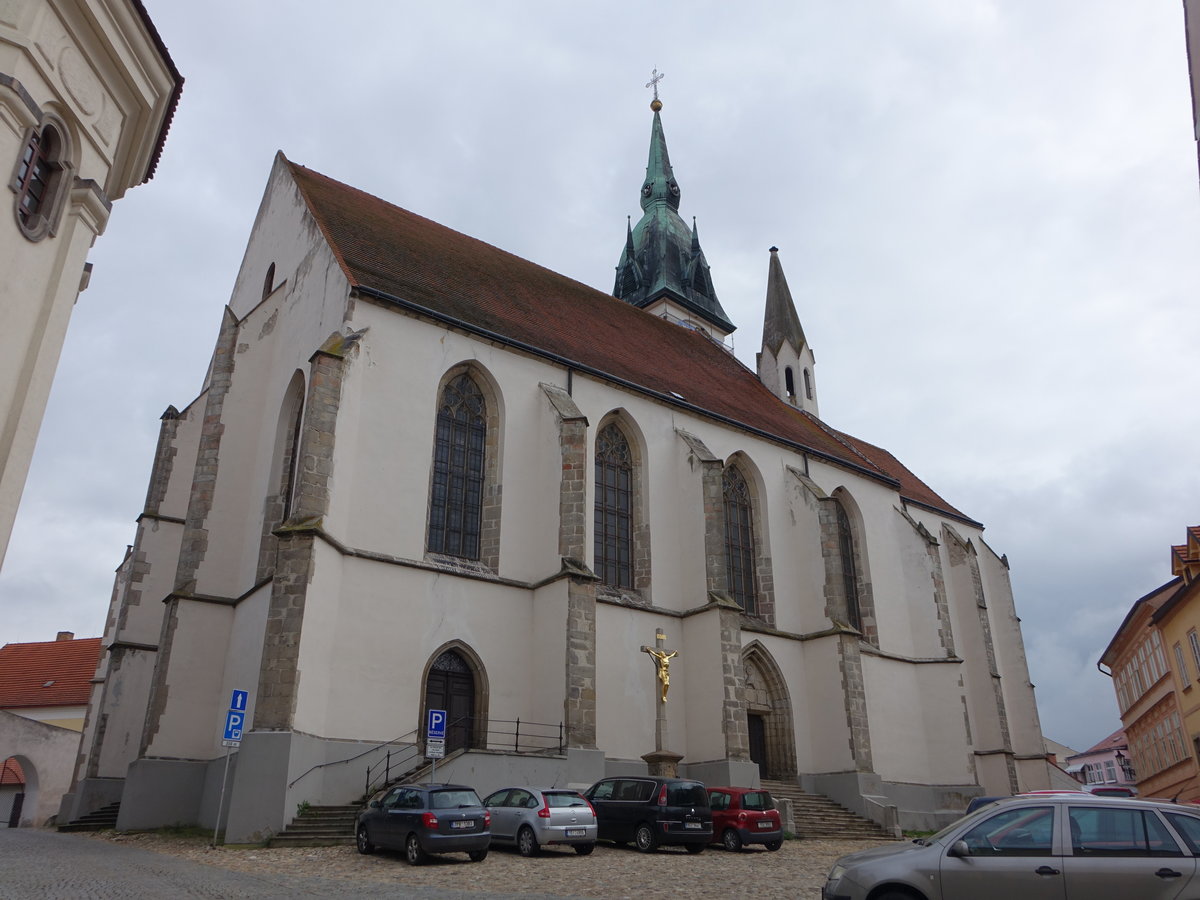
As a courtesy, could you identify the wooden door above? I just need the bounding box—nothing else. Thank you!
[425,650,475,752]
[748,713,768,777]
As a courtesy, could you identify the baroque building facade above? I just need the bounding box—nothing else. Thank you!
[65,103,1049,841]
[0,0,179,568]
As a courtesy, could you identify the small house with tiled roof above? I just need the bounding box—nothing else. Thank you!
[1,632,101,827]
[66,102,1048,840]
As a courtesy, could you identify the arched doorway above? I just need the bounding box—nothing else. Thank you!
[423,648,483,753]
[742,644,797,780]
[1,757,25,827]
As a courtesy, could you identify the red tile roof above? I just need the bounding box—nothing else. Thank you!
[0,638,101,709]
[286,158,975,526]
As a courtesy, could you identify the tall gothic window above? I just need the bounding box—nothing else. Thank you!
[724,466,757,613]
[836,501,861,631]
[427,373,487,559]
[594,424,633,588]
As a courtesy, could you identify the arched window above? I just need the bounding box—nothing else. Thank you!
[427,373,487,559]
[11,121,69,241]
[724,466,757,613]
[594,424,633,588]
[784,367,795,398]
[836,500,861,631]
[263,263,276,300]
[803,369,813,401]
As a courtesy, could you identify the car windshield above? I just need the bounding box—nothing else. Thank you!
[430,789,481,809]
[740,791,774,811]
[544,791,589,808]
[667,782,709,806]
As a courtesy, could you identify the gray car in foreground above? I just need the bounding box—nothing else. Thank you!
[483,786,598,856]
[823,794,1200,900]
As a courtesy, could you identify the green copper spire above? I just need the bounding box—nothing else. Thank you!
[613,103,735,336]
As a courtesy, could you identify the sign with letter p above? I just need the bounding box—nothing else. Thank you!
[427,708,447,740]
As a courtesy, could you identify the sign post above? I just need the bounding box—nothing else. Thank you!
[213,689,248,848]
[426,708,446,782]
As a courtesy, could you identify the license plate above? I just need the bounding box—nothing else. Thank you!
[685,821,702,829]
[566,829,586,838]
[757,821,773,829]
[451,820,474,829]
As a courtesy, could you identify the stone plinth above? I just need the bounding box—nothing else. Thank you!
[641,749,684,778]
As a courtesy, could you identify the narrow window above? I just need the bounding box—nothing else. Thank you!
[1189,630,1200,679]
[594,424,633,588]
[723,466,757,613]
[803,369,813,400]
[836,501,861,631]
[11,123,67,240]
[263,263,276,300]
[1175,643,1190,688]
[784,367,795,397]
[427,374,486,559]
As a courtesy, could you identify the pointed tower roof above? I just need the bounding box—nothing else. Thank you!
[613,103,735,335]
[762,247,807,355]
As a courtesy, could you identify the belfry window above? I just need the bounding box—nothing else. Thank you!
[594,424,633,588]
[11,122,69,241]
[803,369,813,401]
[427,373,487,559]
[836,501,861,631]
[723,466,757,613]
[784,367,795,398]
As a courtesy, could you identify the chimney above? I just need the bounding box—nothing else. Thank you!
[56,631,74,642]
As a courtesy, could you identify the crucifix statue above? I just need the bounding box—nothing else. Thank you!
[640,630,682,772]
[641,631,678,703]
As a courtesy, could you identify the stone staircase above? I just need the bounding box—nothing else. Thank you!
[58,801,120,832]
[269,804,359,847]
[761,779,893,840]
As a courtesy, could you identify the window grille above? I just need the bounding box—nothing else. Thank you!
[427,374,486,559]
[723,467,756,613]
[594,424,633,588]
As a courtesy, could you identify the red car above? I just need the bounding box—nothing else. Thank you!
[707,787,783,852]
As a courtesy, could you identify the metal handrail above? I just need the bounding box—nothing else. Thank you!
[287,727,419,790]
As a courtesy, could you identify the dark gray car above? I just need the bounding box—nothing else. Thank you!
[585,776,711,853]
[356,782,490,865]
[823,794,1200,900]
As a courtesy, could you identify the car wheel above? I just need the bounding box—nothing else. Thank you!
[763,839,782,852]
[517,825,540,857]
[722,828,742,852]
[685,843,706,854]
[574,843,595,856]
[468,848,488,862]
[405,832,428,866]
[355,824,375,855]
[634,823,658,853]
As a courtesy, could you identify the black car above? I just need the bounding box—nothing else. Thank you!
[356,782,491,865]
[585,776,712,853]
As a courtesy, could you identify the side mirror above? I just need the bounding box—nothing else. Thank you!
[948,840,971,858]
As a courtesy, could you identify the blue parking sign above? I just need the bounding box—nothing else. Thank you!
[223,710,245,742]
[427,708,446,740]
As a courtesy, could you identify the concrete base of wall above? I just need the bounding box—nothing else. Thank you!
[802,770,982,832]
[684,758,759,788]
[117,758,209,831]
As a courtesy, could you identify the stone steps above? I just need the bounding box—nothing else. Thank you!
[761,779,892,840]
[58,801,120,833]
[270,805,359,847]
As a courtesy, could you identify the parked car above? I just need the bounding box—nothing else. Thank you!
[585,776,712,853]
[707,786,783,851]
[482,786,598,856]
[1085,784,1137,797]
[356,783,490,865]
[823,793,1200,900]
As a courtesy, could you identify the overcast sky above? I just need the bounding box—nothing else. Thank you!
[2,1,1198,755]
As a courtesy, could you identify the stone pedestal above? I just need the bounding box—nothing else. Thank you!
[641,749,684,778]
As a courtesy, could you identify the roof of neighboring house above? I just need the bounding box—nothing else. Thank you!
[1100,577,1182,666]
[0,637,102,709]
[129,0,183,182]
[1067,728,1128,761]
[285,157,978,527]
[0,757,24,786]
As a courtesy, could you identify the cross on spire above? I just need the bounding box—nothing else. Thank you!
[645,67,665,102]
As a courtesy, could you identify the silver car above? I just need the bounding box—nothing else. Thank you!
[483,786,598,856]
[823,794,1200,900]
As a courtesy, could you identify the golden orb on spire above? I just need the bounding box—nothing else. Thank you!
[651,98,662,111]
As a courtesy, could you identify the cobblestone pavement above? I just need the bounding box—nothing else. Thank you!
[0,828,899,899]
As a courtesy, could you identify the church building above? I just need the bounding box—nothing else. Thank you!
[63,98,1050,841]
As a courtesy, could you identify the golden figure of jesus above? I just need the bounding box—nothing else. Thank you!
[642,644,678,702]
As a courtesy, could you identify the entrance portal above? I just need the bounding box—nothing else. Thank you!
[424,649,476,752]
